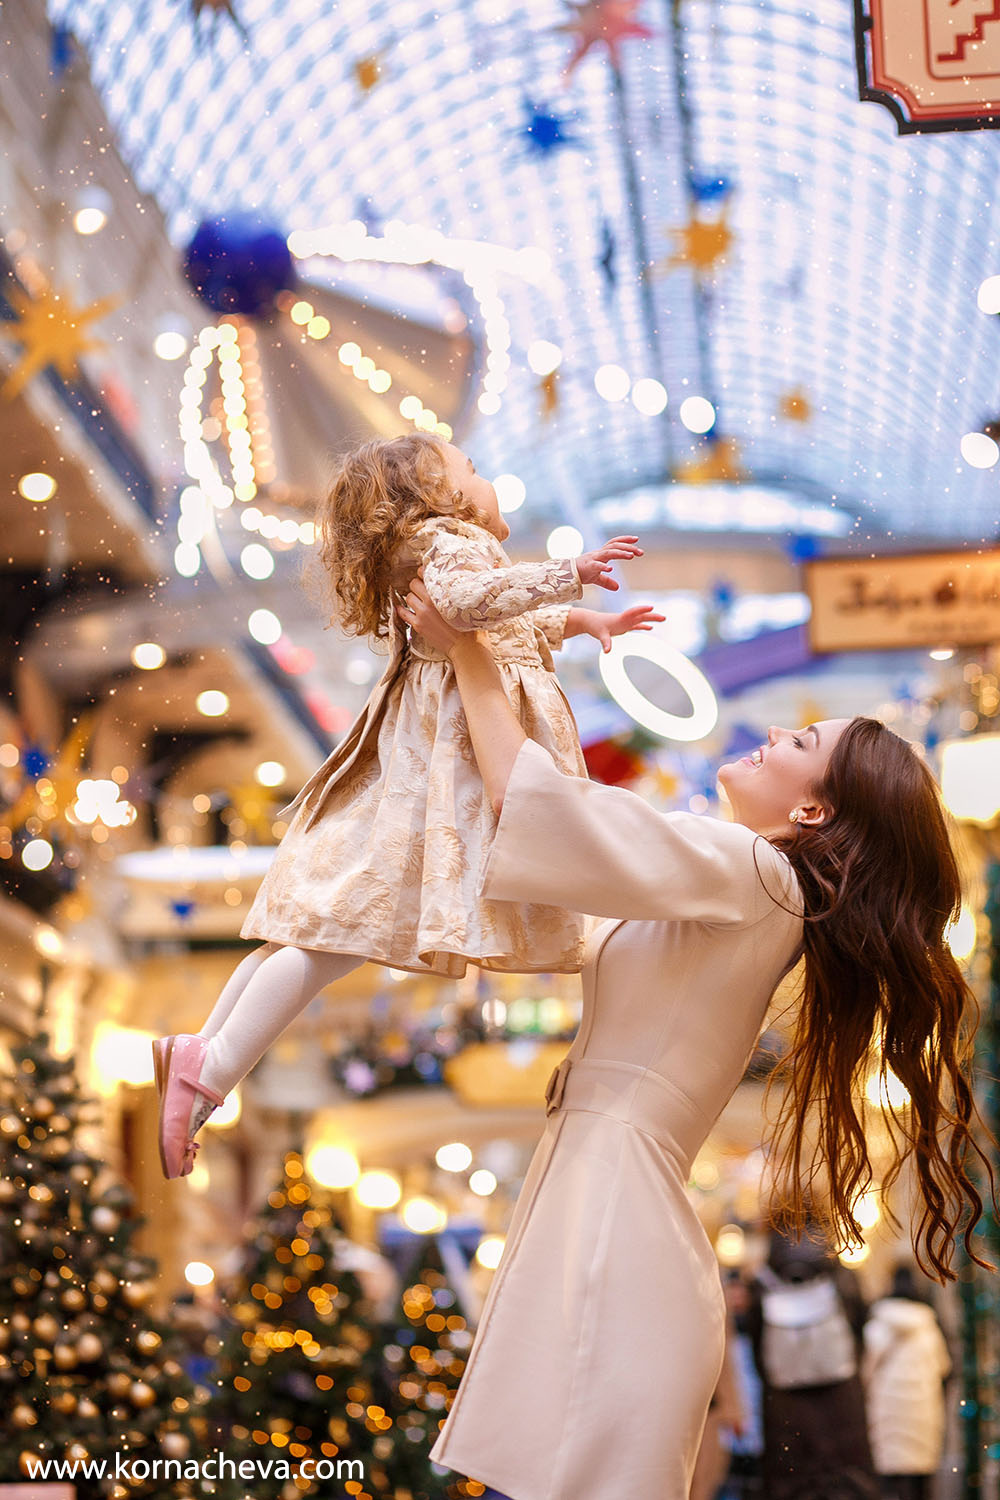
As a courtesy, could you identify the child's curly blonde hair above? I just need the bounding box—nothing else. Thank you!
[310,433,486,640]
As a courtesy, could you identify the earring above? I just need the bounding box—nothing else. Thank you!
[788,810,799,823]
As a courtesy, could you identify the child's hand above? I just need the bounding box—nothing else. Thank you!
[578,604,666,653]
[575,536,643,591]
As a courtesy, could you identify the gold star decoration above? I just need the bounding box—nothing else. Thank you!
[226,780,280,843]
[555,0,654,76]
[779,388,812,423]
[355,55,382,91]
[672,437,745,485]
[540,370,559,420]
[658,213,733,277]
[5,712,99,836]
[1,282,119,400]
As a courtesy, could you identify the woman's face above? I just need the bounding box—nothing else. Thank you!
[717,719,852,836]
[441,442,509,542]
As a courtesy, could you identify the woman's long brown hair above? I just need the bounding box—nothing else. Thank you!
[759,716,998,1282]
[309,432,486,640]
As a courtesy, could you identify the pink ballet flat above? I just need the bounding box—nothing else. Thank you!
[152,1034,226,1180]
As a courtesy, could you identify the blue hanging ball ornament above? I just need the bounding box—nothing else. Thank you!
[689,172,732,205]
[183,214,294,317]
[785,534,818,564]
[709,577,736,612]
[170,899,196,923]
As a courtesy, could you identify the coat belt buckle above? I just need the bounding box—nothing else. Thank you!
[544,1057,572,1116]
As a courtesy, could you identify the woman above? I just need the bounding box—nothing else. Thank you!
[862,1265,952,1500]
[397,580,993,1500]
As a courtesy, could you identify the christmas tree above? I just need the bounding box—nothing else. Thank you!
[0,1029,230,1498]
[212,1148,387,1500]
[376,1236,483,1500]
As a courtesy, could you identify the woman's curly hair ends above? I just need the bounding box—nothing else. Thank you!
[311,433,486,640]
[759,716,998,1283]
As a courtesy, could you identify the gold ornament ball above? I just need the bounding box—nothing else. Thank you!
[123,1280,154,1307]
[0,1113,21,1136]
[130,1380,156,1408]
[137,1329,161,1355]
[69,1163,92,1184]
[91,1206,120,1234]
[52,1390,77,1414]
[34,1096,54,1118]
[32,1313,60,1344]
[160,1431,190,1459]
[162,1358,183,1377]
[19,1451,43,1476]
[93,1269,118,1294]
[76,1332,103,1362]
[11,1311,30,1332]
[0,1177,16,1203]
[108,1371,132,1398]
[62,1287,86,1311]
[77,1397,100,1420]
[49,1113,71,1131]
[66,1443,90,1463]
[12,1402,37,1428]
[52,1344,78,1370]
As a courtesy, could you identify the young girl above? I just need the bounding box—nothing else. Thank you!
[153,431,663,1178]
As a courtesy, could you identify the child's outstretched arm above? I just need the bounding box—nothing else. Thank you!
[413,520,643,631]
[564,603,667,652]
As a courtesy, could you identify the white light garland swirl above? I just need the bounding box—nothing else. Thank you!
[598,635,718,742]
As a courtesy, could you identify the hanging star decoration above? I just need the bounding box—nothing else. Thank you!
[355,55,382,92]
[226,779,280,843]
[518,100,580,157]
[659,212,733,276]
[555,0,654,76]
[540,369,559,419]
[672,436,745,485]
[3,712,99,835]
[779,389,812,423]
[1,281,119,400]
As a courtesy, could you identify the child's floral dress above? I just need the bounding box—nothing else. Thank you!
[240,516,589,976]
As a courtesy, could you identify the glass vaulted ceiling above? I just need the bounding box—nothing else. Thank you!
[47,0,1000,543]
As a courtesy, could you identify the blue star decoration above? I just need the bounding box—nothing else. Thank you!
[518,100,580,157]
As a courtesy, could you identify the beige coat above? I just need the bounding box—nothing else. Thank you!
[429,739,804,1500]
[240,517,589,977]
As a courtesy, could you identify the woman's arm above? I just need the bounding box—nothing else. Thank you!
[400,578,525,814]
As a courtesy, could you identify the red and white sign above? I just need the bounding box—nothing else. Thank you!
[858,0,1000,131]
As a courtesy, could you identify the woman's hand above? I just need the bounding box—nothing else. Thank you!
[575,536,644,591]
[397,576,464,655]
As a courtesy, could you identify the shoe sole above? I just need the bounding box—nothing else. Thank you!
[151,1036,175,1178]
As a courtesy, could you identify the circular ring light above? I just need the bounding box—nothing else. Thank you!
[599,635,718,742]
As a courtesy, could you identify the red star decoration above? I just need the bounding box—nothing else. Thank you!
[556,0,654,76]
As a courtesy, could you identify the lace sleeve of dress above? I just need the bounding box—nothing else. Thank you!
[411,518,583,629]
[532,605,573,651]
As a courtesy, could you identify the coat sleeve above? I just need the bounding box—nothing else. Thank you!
[410,518,582,629]
[479,738,803,929]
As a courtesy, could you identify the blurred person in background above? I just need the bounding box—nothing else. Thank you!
[746,1226,879,1500]
[862,1264,952,1500]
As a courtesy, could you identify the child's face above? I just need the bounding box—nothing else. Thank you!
[441,442,510,542]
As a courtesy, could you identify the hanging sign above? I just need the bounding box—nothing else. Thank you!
[805,548,1000,652]
[855,0,1000,132]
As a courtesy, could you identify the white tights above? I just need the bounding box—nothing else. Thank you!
[196,942,365,1101]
